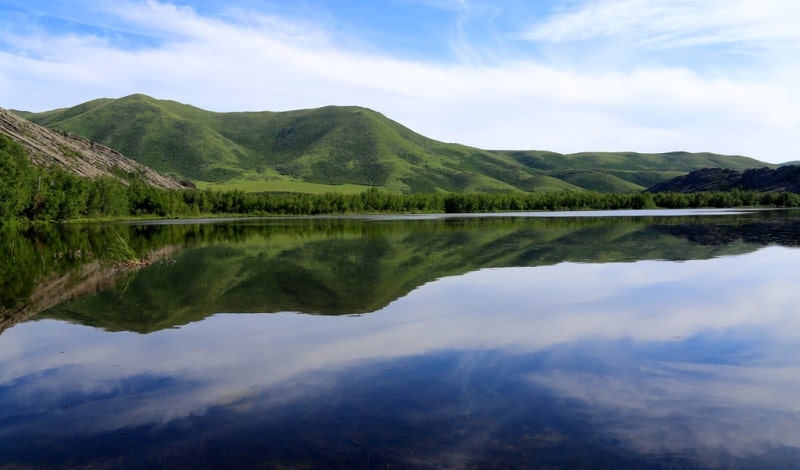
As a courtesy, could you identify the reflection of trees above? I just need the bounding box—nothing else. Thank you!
[656,218,800,246]
[30,211,800,333]
[0,223,186,333]
[0,246,177,334]
[6,210,800,333]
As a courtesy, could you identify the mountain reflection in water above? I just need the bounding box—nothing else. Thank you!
[1,209,800,468]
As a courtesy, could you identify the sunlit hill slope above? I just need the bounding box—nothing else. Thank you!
[16,94,774,193]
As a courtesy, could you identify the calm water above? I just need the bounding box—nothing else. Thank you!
[2,210,800,468]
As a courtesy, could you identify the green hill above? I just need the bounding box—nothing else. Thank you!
[17,94,775,193]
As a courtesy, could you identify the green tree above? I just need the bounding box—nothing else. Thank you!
[0,135,33,220]
[27,168,89,221]
[86,177,129,217]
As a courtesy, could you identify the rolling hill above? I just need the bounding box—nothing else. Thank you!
[648,166,800,193]
[16,94,775,193]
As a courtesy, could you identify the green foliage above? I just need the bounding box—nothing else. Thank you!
[0,135,33,220]
[32,168,90,221]
[0,136,130,221]
[85,177,129,217]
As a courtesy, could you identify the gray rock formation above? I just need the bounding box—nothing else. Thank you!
[0,107,184,189]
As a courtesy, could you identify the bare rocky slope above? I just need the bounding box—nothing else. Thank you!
[0,106,184,189]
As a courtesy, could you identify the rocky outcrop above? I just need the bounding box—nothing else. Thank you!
[0,107,185,189]
[648,166,800,193]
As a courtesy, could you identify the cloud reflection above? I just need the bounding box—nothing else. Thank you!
[2,246,800,464]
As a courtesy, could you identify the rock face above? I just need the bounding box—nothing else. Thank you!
[648,166,800,193]
[0,107,184,190]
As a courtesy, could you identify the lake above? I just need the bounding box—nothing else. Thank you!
[2,209,800,468]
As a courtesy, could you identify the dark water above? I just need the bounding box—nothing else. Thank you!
[3,209,800,468]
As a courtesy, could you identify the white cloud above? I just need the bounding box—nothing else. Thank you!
[522,0,800,51]
[2,245,800,453]
[0,0,798,161]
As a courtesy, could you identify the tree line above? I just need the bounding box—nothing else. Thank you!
[3,134,800,223]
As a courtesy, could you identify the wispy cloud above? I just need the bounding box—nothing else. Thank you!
[3,247,800,448]
[522,0,800,53]
[0,0,798,161]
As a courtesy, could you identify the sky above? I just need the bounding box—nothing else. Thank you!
[1,0,798,162]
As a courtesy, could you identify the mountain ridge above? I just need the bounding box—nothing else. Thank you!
[16,94,776,193]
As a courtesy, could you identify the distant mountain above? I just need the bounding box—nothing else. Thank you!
[17,94,775,193]
[0,106,184,189]
[647,166,800,193]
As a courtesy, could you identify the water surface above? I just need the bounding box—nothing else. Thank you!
[2,210,800,468]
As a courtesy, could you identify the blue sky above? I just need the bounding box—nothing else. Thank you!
[1,0,799,162]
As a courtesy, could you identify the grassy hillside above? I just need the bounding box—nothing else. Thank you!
[19,96,253,181]
[19,94,775,193]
